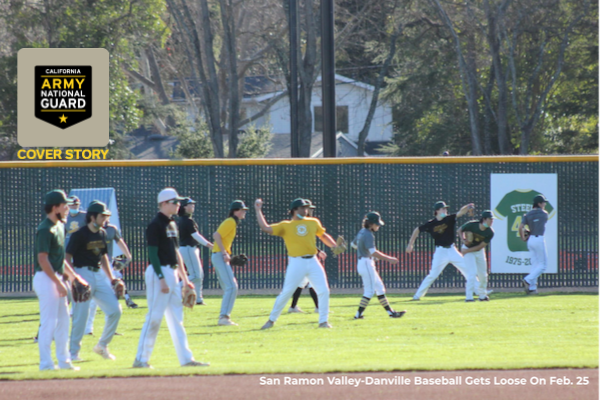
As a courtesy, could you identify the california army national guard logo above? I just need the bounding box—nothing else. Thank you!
[35,66,92,129]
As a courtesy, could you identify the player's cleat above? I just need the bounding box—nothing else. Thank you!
[411,297,420,301]
[528,290,539,295]
[314,308,319,313]
[465,299,475,302]
[522,279,530,294]
[114,332,123,336]
[218,317,238,326]
[132,359,153,369]
[196,300,206,306]
[71,354,83,362]
[261,320,274,330]
[288,306,304,313]
[318,322,332,328]
[59,362,80,371]
[354,315,364,319]
[126,299,138,309]
[479,296,490,301]
[93,344,116,360]
[389,310,406,318]
[183,360,210,367]
[33,336,38,343]
[85,331,93,336]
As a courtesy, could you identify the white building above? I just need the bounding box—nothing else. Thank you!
[241,74,393,144]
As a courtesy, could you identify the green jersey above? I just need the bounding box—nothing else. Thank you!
[494,189,554,252]
[34,218,66,274]
[460,221,494,248]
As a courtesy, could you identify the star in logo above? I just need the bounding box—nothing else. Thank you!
[59,114,68,123]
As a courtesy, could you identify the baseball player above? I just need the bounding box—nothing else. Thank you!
[133,188,208,368]
[34,190,87,371]
[85,215,136,336]
[211,200,248,326]
[66,201,122,361]
[256,198,339,329]
[406,201,476,302]
[519,194,550,295]
[288,199,323,314]
[353,212,406,319]
[65,196,86,248]
[178,197,213,305]
[457,210,495,301]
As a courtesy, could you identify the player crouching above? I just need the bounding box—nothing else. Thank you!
[352,212,406,320]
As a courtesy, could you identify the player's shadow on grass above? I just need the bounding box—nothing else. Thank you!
[0,319,38,324]
[0,313,39,319]
[0,337,38,343]
[0,363,38,368]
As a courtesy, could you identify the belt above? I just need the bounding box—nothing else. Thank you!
[301,255,315,259]
[165,264,178,270]
[437,245,453,249]
[76,266,100,272]
[533,235,543,237]
[359,257,372,260]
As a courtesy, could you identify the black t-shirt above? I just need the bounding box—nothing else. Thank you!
[419,214,457,247]
[178,214,199,247]
[66,226,108,268]
[147,212,179,266]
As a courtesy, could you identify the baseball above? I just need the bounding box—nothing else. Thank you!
[255,199,263,207]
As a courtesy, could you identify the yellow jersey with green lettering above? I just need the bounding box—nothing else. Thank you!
[212,217,237,254]
[271,217,325,257]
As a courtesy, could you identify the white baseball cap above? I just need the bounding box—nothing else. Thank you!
[157,188,185,204]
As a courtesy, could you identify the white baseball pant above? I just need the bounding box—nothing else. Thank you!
[33,271,72,370]
[180,246,204,301]
[357,258,386,298]
[269,256,330,324]
[135,265,194,365]
[525,236,547,290]
[462,245,488,299]
[414,245,476,300]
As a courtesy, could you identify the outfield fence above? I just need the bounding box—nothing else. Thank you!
[0,156,597,293]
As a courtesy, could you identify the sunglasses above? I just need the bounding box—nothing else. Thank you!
[167,200,180,205]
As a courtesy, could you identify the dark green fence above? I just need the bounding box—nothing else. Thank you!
[0,156,597,293]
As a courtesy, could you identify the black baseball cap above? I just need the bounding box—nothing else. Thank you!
[434,201,449,210]
[290,198,310,210]
[481,210,494,219]
[44,190,73,206]
[366,211,385,226]
[533,194,548,204]
[230,200,249,211]
[69,195,81,205]
[181,197,197,207]
[87,201,111,215]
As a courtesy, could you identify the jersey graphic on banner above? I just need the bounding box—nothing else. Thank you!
[494,189,554,252]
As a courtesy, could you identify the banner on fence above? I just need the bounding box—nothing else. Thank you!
[491,174,557,273]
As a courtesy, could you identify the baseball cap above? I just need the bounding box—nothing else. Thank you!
[69,195,81,205]
[366,211,385,226]
[290,198,310,210]
[533,194,548,204]
[181,197,197,207]
[305,199,317,209]
[87,201,111,215]
[481,210,494,219]
[158,188,185,204]
[44,190,73,206]
[434,201,449,210]
[230,200,249,211]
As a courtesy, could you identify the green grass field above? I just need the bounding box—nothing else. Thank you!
[0,292,597,380]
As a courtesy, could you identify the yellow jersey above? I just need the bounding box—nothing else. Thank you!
[271,217,326,257]
[212,217,237,254]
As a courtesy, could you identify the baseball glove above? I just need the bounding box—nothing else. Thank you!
[523,229,531,241]
[463,231,474,246]
[230,254,248,267]
[111,279,125,299]
[332,235,347,257]
[182,285,196,309]
[112,255,130,272]
[71,280,92,303]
